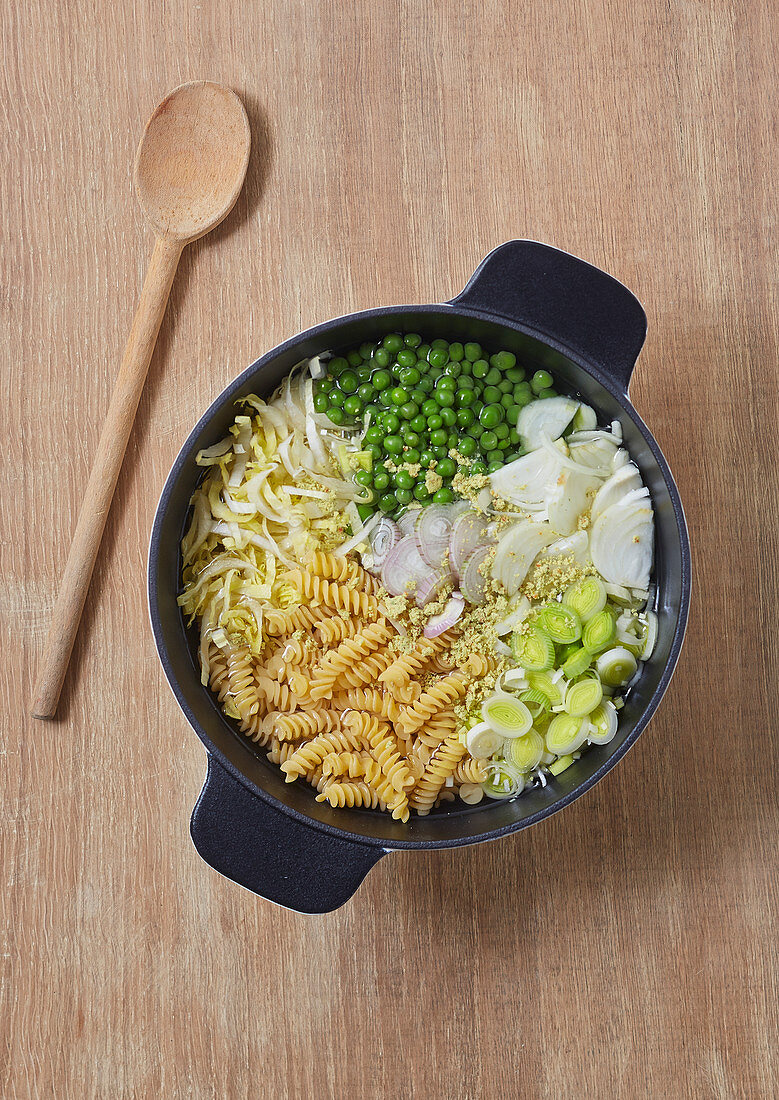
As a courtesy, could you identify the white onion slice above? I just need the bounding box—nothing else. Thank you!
[459,546,491,605]
[370,517,401,567]
[423,594,465,638]
[415,505,452,568]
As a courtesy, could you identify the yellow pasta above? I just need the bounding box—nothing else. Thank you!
[378,631,458,696]
[275,709,341,741]
[453,758,489,784]
[309,550,384,595]
[280,728,367,782]
[284,570,381,620]
[409,735,468,816]
[329,687,401,722]
[314,614,362,646]
[265,604,324,636]
[315,781,386,811]
[396,671,471,735]
[309,620,393,700]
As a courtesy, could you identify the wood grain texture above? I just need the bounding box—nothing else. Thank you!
[2,1,777,1097]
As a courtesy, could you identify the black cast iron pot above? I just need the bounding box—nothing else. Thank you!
[148,240,690,913]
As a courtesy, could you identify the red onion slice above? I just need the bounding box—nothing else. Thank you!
[414,505,452,569]
[370,517,400,567]
[423,593,465,637]
[397,506,422,538]
[414,569,453,607]
[450,511,493,580]
[459,546,492,605]
[380,536,430,597]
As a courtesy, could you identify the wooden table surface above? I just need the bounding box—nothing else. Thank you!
[2,1,777,1097]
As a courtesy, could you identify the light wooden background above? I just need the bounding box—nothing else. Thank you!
[2,1,777,1097]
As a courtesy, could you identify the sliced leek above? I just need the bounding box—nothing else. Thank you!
[539,602,582,644]
[466,722,505,759]
[527,670,565,707]
[562,646,592,679]
[641,611,658,659]
[596,646,638,687]
[588,700,619,744]
[482,693,533,738]
[563,576,607,622]
[564,677,603,717]
[545,714,589,755]
[511,626,555,672]
[518,688,551,719]
[504,730,545,772]
[582,609,616,654]
[548,754,576,776]
[482,761,525,799]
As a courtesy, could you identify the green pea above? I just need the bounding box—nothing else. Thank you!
[359,342,376,360]
[472,359,489,378]
[357,503,375,522]
[486,449,503,465]
[413,483,431,501]
[487,460,503,474]
[436,457,457,478]
[395,488,413,505]
[514,389,533,408]
[459,360,473,376]
[457,408,475,428]
[397,351,418,370]
[327,407,346,425]
[416,344,431,362]
[398,368,420,390]
[357,366,373,383]
[373,348,391,368]
[505,404,521,425]
[469,423,484,439]
[421,399,438,417]
[436,376,457,392]
[432,487,454,504]
[390,387,408,406]
[411,387,427,405]
[343,395,363,417]
[383,333,404,353]
[346,350,361,368]
[404,332,422,348]
[400,402,419,420]
[509,428,521,445]
[503,450,520,463]
[431,338,449,349]
[471,460,487,475]
[402,430,420,448]
[329,389,345,407]
[418,376,434,393]
[434,389,455,408]
[458,436,477,457]
[531,369,554,393]
[457,375,476,390]
[427,414,443,431]
[493,350,516,370]
[354,469,373,489]
[479,404,504,429]
[329,356,348,375]
[379,492,398,513]
[494,422,509,440]
[433,445,448,459]
[365,426,383,444]
[384,435,403,454]
[357,383,375,403]
[464,342,482,362]
[538,387,557,398]
[482,386,501,404]
[338,370,358,394]
[404,448,421,463]
[500,393,515,411]
[439,407,457,427]
[506,367,525,383]
[318,377,334,394]
[456,389,476,408]
[428,348,449,368]
[497,379,513,395]
[419,449,436,468]
[447,432,458,450]
[392,470,412,491]
[480,430,498,451]
[429,367,443,382]
[382,412,400,432]
[313,393,329,413]
[443,361,462,378]
[364,403,380,423]
[366,443,383,462]
[484,368,501,387]
[372,369,391,391]
[448,341,464,362]
[430,429,447,447]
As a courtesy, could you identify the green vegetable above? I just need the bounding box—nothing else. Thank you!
[539,602,582,644]
[596,647,638,687]
[582,610,616,653]
[562,647,592,679]
[482,693,533,738]
[545,714,587,755]
[563,576,607,622]
[504,730,544,772]
[564,677,603,717]
[510,626,555,671]
[548,754,576,776]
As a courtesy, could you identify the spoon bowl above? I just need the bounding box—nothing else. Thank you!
[135,81,251,242]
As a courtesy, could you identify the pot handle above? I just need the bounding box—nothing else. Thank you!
[450,240,647,393]
[190,755,386,913]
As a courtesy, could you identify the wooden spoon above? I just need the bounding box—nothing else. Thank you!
[32,81,251,718]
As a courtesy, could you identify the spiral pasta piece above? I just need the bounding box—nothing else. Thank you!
[396,671,470,735]
[280,728,366,781]
[315,781,386,811]
[329,687,401,722]
[378,630,459,696]
[409,735,468,816]
[314,614,362,646]
[344,712,414,795]
[265,604,324,636]
[453,758,488,784]
[275,709,342,741]
[309,550,384,595]
[284,571,381,620]
[254,674,297,712]
[416,708,457,749]
[321,751,382,785]
[340,648,395,689]
[309,621,393,700]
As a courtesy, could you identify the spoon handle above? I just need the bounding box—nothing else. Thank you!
[32,236,184,718]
